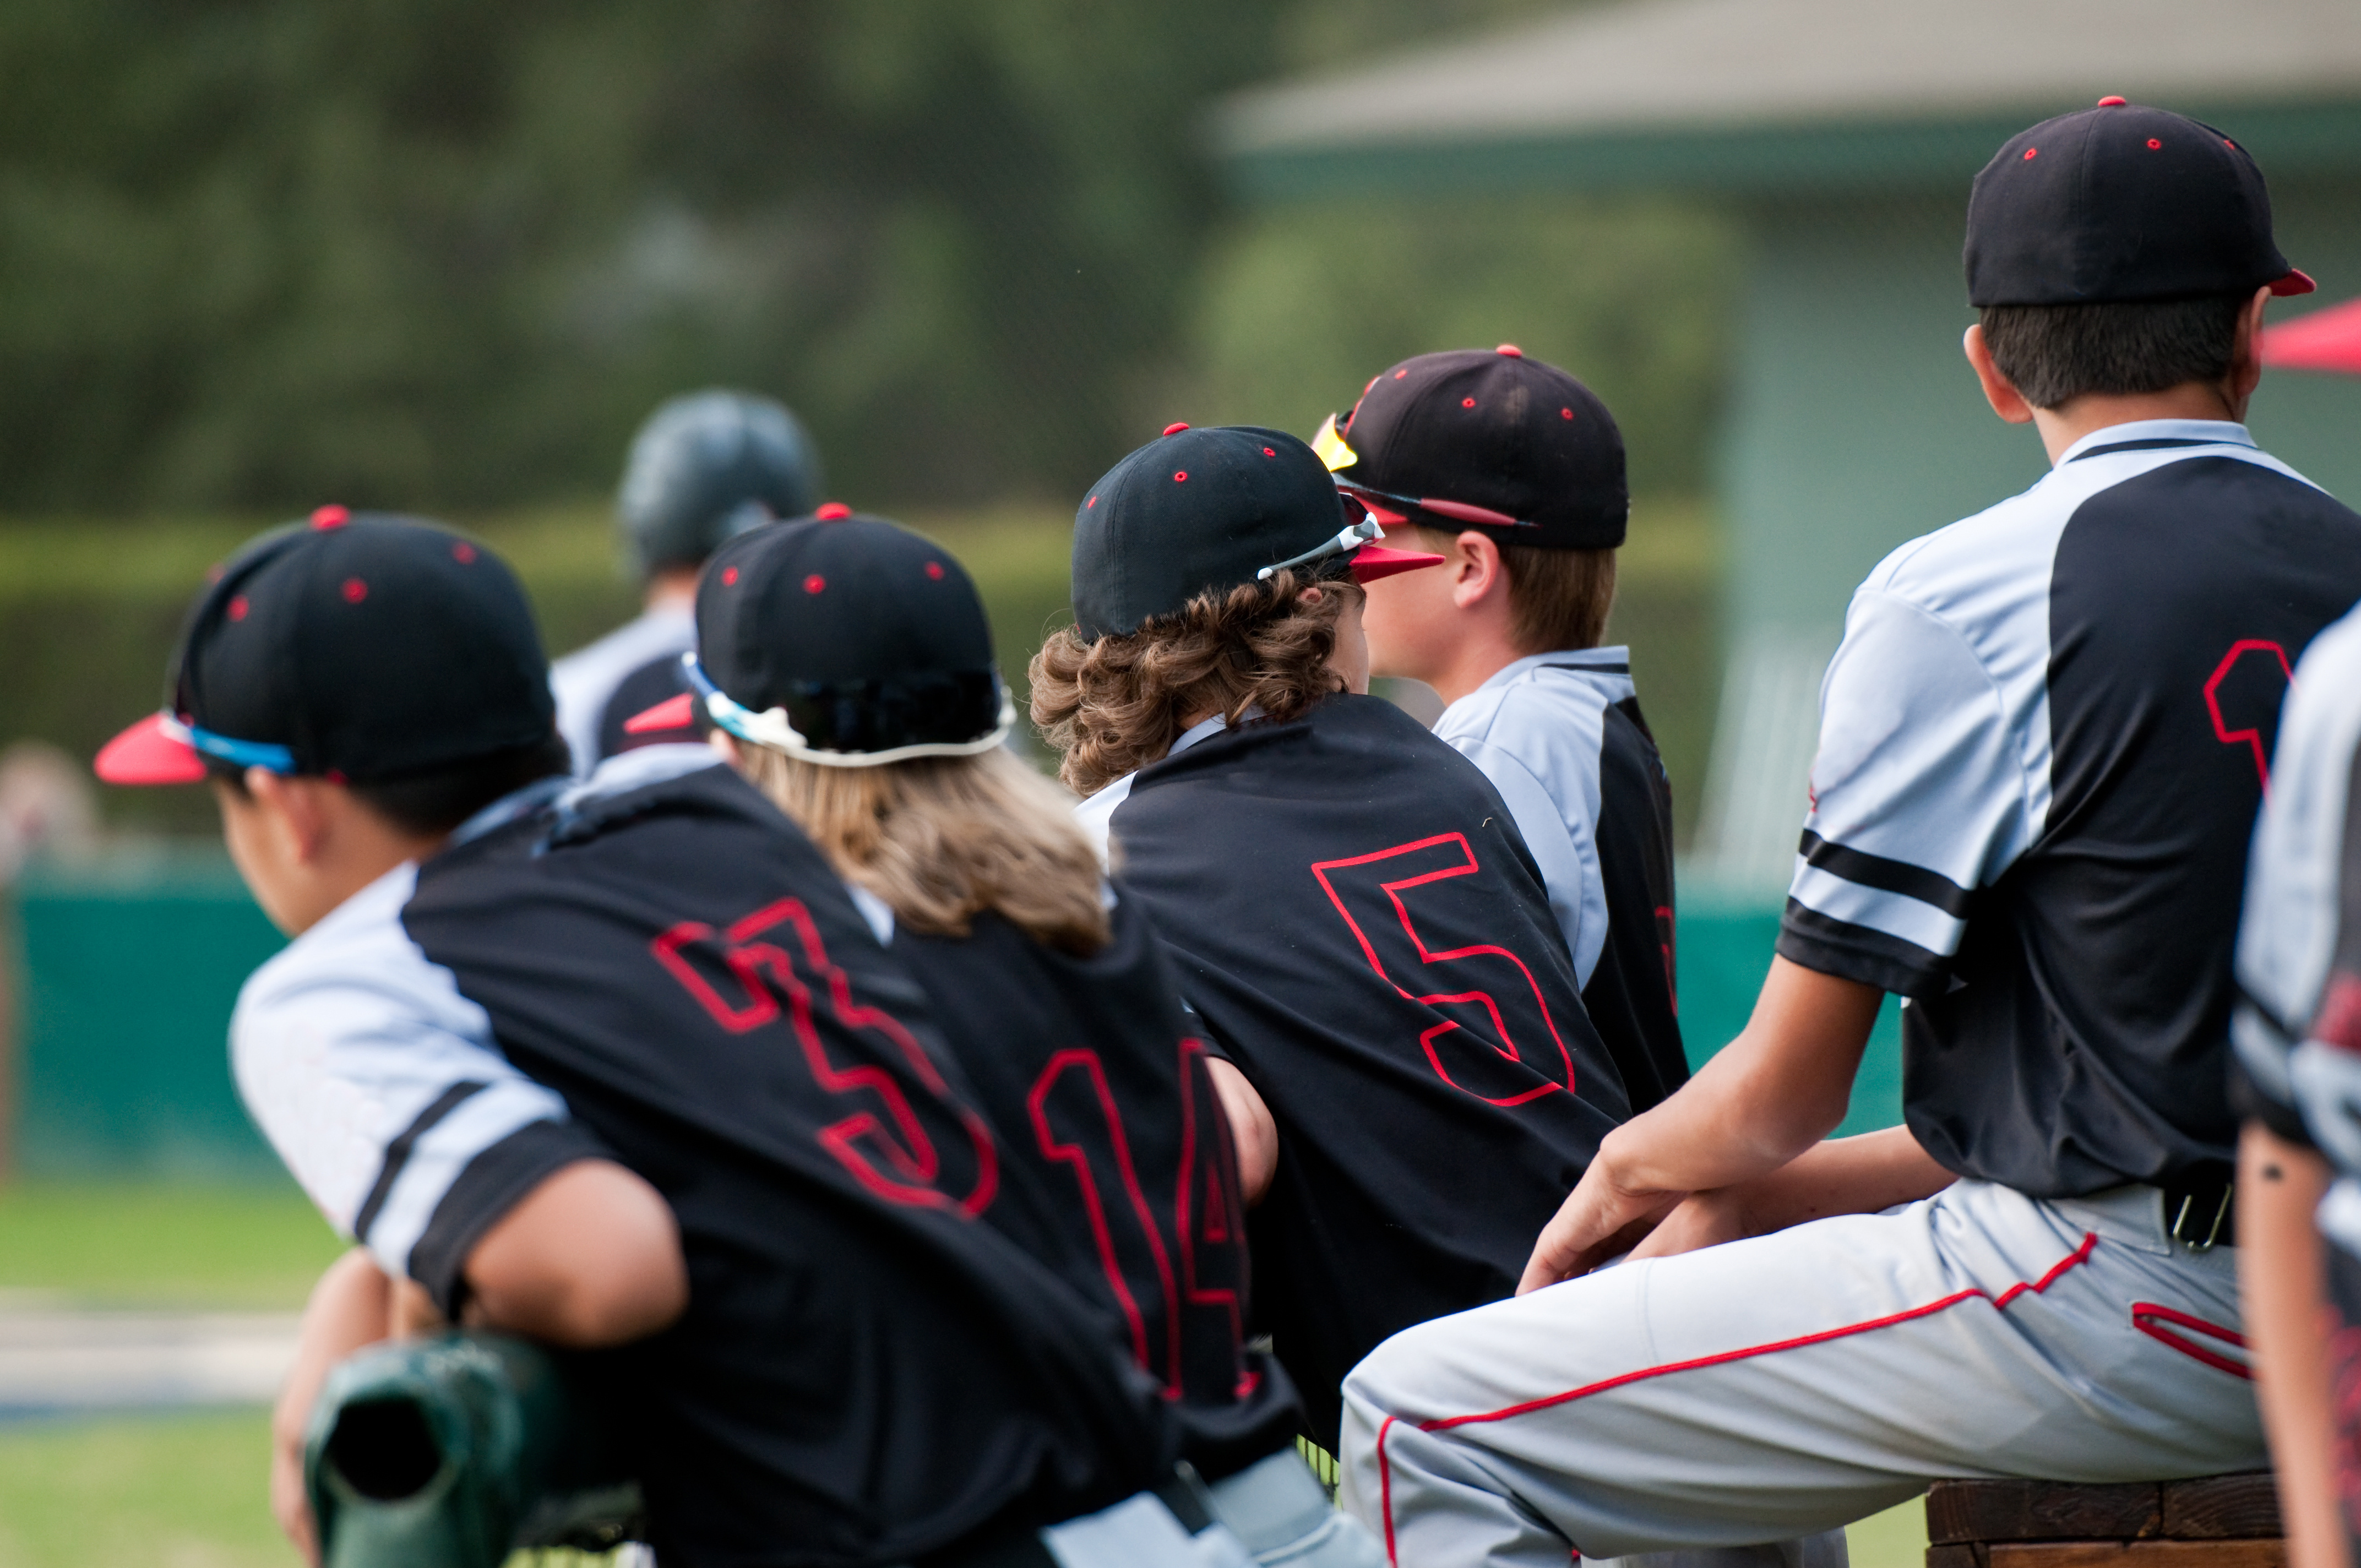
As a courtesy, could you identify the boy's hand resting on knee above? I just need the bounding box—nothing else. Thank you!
[1626,1128,1955,1263]
[269,1159,687,1564]
[1521,962,1938,1292]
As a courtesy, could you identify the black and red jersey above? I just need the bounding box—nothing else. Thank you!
[1076,694,1627,1444]
[889,892,1302,1479]
[1781,420,2361,1195]
[232,750,1176,1567]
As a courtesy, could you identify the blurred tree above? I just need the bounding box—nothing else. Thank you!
[1187,198,1739,496]
[0,0,1711,516]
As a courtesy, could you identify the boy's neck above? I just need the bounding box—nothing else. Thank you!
[2030,382,2248,467]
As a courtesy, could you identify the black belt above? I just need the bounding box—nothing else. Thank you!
[2161,1164,2237,1250]
[918,1465,1216,1568]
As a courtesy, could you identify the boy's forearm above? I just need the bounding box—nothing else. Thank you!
[2237,1124,2349,1568]
[1607,958,1885,1197]
[275,1249,395,1447]
[273,1248,399,1565]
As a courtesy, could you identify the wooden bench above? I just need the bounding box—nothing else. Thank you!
[1924,1474,2283,1565]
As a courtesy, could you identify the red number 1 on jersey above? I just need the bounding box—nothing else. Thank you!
[1026,1041,1258,1402]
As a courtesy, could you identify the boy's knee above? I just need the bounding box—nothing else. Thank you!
[1341,1317,1435,1420]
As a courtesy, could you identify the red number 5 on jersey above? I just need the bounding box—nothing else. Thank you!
[652,897,999,1218]
[1312,832,1576,1107]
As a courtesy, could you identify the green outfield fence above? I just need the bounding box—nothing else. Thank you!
[0,858,1900,1179]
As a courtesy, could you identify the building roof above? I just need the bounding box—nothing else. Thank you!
[1217,0,2361,198]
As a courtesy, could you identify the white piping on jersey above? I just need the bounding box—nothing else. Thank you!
[1789,860,1968,957]
[1073,710,1235,868]
[230,862,573,1281]
[1796,420,2310,962]
[1435,649,1634,987]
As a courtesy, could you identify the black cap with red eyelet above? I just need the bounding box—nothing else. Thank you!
[1069,426,1443,641]
[1324,349,1628,551]
[1966,100,2313,306]
[663,513,1007,760]
[95,514,553,786]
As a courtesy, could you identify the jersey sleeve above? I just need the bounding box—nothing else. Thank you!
[1776,589,2028,997]
[2235,611,2361,1160]
[1447,735,1597,982]
[230,879,609,1313]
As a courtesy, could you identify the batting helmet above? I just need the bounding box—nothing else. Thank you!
[616,390,824,579]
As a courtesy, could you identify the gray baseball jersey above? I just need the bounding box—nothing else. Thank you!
[1434,648,1685,1112]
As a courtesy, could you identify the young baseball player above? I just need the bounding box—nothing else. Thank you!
[1337,100,2361,1564]
[633,509,1379,1567]
[1030,423,1634,1449]
[91,511,1238,1568]
[2229,604,2361,1568]
[550,388,822,772]
[1321,347,1684,1111]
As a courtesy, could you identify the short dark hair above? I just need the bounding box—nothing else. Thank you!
[208,732,571,836]
[1979,293,2250,410]
[1410,526,1618,654]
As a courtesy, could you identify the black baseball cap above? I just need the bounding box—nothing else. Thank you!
[95,507,556,787]
[1965,99,2314,307]
[629,513,1013,765]
[1070,424,1442,640]
[1316,346,1629,551]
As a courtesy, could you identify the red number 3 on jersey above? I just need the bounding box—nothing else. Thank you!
[651,897,999,1218]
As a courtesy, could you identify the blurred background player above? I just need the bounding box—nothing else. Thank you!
[2232,602,2361,1568]
[637,509,1379,1567]
[1030,423,1631,1449]
[1324,346,1684,1112]
[550,388,823,773]
[91,513,1218,1568]
[1342,100,2360,1566]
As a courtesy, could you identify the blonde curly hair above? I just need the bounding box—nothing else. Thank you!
[1026,571,1358,798]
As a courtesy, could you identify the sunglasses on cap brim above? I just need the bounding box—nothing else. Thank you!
[641,654,1016,767]
[1312,412,1542,533]
[1255,514,1445,585]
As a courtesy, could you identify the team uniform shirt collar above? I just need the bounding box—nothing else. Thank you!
[2055,418,2256,466]
[1073,709,1254,866]
[1464,647,1633,700]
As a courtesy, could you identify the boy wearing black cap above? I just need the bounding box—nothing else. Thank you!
[1030,424,1634,1451]
[1320,346,1684,1113]
[95,511,1231,1568]
[1341,102,2361,1565]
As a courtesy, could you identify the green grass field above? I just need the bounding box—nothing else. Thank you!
[0,1181,343,1308]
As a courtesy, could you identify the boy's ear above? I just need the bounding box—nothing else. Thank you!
[2228,285,2270,404]
[245,770,339,867]
[1963,324,2036,426]
[1449,530,1509,612]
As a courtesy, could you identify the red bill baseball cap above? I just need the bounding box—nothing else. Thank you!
[1966,99,2314,307]
[95,509,555,787]
[1317,346,1630,551]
